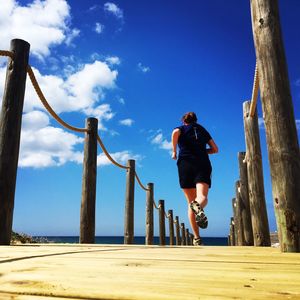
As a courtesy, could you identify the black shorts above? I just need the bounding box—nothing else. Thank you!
[177,157,212,189]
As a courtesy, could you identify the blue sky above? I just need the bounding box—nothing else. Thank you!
[0,0,299,238]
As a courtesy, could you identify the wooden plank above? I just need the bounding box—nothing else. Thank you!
[0,245,299,299]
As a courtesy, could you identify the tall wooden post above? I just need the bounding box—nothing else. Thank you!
[230,217,236,246]
[231,198,240,245]
[0,39,30,245]
[250,0,300,252]
[185,229,190,245]
[238,152,254,245]
[158,200,166,246]
[175,216,180,245]
[80,118,98,244]
[181,223,186,246]
[190,234,194,246]
[145,183,154,245]
[124,159,135,244]
[168,210,174,246]
[235,180,245,245]
[243,101,270,246]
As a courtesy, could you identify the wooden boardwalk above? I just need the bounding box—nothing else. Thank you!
[0,244,299,299]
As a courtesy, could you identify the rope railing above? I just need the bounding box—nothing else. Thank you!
[96,135,128,170]
[27,66,87,133]
[249,62,259,117]
[135,172,149,191]
[1,44,192,247]
[0,50,14,59]
[154,199,179,224]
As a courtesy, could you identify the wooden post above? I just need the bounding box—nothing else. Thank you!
[175,216,180,245]
[228,235,231,246]
[250,0,300,252]
[230,217,236,246]
[190,234,194,246]
[80,118,98,244]
[124,159,135,244]
[168,210,174,246]
[145,183,154,245]
[185,229,190,245]
[231,198,239,245]
[243,101,270,246]
[158,200,166,246]
[235,180,245,245]
[238,152,254,246]
[181,223,186,246]
[0,39,30,245]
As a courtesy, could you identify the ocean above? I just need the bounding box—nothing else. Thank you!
[34,236,228,246]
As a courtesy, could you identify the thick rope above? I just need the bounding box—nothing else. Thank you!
[96,135,128,169]
[153,200,159,210]
[0,50,14,59]
[27,66,87,133]
[249,62,259,117]
[135,172,149,191]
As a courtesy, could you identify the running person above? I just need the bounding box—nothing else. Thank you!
[171,112,218,246]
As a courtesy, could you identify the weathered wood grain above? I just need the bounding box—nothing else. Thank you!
[124,159,135,244]
[0,244,299,299]
[238,152,254,245]
[80,118,98,244]
[145,183,154,245]
[243,101,270,246]
[250,0,300,252]
[0,39,30,245]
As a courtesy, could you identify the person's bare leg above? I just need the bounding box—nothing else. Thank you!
[195,182,209,209]
[182,188,200,239]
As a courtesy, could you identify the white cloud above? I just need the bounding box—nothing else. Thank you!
[84,104,115,130]
[151,132,172,151]
[2,60,118,115]
[104,2,123,19]
[118,97,125,105]
[97,151,141,166]
[295,79,300,87]
[95,23,104,34]
[105,56,121,65]
[89,5,98,11]
[0,0,76,59]
[65,28,80,46]
[0,60,119,167]
[19,111,84,168]
[138,62,150,73]
[119,119,134,127]
[66,61,118,111]
[296,120,300,130]
[22,110,50,130]
[258,117,265,129]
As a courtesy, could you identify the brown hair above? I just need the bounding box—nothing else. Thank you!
[181,112,197,124]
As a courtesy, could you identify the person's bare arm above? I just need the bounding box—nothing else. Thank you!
[207,139,218,154]
[171,128,181,159]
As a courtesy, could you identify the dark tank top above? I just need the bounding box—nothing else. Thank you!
[176,123,212,161]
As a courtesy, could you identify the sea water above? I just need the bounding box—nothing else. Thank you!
[35,236,228,246]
